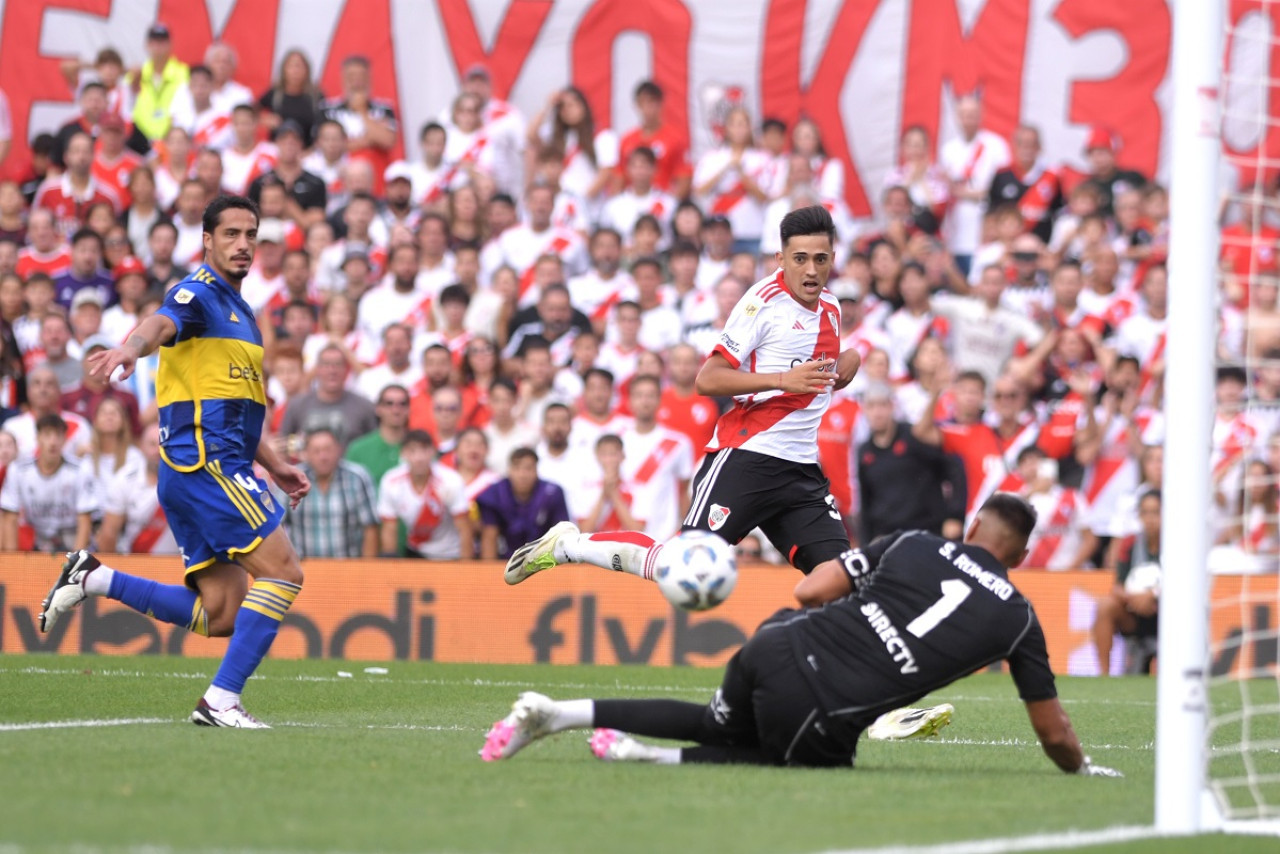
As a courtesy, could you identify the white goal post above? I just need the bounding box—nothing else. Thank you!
[1160,0,1280,836]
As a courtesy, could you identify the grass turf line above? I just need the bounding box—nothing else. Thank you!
[0,654,1266,853]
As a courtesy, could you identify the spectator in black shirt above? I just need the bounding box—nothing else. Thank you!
[1079,127,1147,217]
[857,383,965,542]
[258,49,324,144]
[248,120,327,229]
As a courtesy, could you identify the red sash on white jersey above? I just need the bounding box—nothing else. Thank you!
[518,234,572,302]
[131,503,169,554]
[1018,165,1060,225]
[404,292,435,331]
[1213,415,1257,480]
[961,142,985,183]
[435,134,490,200]
[408,481,445,548]
[1025,489,1079,568]
[194,114,232,149]
[631,437,681,485]
[711,182,748,216]
[1139,332,1166,400]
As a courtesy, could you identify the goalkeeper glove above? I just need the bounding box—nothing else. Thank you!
[1077,755,1124,778]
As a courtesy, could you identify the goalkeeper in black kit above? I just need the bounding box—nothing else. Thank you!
[481,493,1122,776]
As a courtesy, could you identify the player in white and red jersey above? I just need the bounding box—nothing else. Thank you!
[495,183,587,309]
[377,430,471,559]
[220,105,278,195]
[97,424,179,555]
[618,375,693,539]
[1014,445,1087,570]
[503,206,863,605]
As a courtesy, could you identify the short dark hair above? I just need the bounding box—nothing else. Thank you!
[955,370,987,389]
[202,194,260,235]
[630,255,662,276]
[979,492,1037,541]
[403,429,435,449]
[69,227,102,250]
[634,80,663,101]
[80,81,106,97]
[543,402,572,421]
[595,433,623,451]
[761,117,787,134]
[419,121,446,140]
[378,384,410,405]
[231,102,257,117]
[189,64,213,79]
[490,377,517,396]
[584,367,615,387]
[1015,445,1046,465]
[628,374,662,396]
[149,219,178,240]
[509,446,538,466]
[304,426,341,446]
[1218,365,1248,386]
[1114,355,1141,372]
[439,283,470,307]
[627,146,657,166]
[779,204,836,249]
[35,413,67,436]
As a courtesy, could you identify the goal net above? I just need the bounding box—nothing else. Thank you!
[1174,0,1280,833]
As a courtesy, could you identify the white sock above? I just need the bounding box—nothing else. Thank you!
[557,532,664,580]
[203,685,240,711]
[550,699,594,733]
[83,565,114,596]
[651,746,682,765]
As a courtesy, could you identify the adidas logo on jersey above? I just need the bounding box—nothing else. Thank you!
[229,311,240,323]
[792,320,805,331]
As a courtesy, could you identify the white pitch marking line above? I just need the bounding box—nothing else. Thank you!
[822,824,1170,854]
[0,717,170,732]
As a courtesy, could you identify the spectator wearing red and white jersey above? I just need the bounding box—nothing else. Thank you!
[618,80,690,200]
[569,227,635,333]
[220,104,277,196]
[302,119,349,205]
[569,368,632,457]
[34,133,120,238]
[323,55,398,195]
[169,65,233,153]
[1220,190,1280,310]
[528,87,619,213]
[882,126,949,236]
[685,273,747,357]
[914,371,1028,521]
[885,262,945,381]
[1013,445,1087,570]
[1105,264,1168,404]
[693,106,769,256]
[988,124,1063,245]
[573,433,641,533]
[618,374,692,540]
[482,378,538,473]
[493,183,587,309]
[1079,126,1148,217]
[248,120,327,231]
[171,180,206,266]
[16,209,70,281]
[1073,356,1164,567]
[357,322,421,405]
[97,423,177,555]
[940,95,1010,276]
[599,143,675,250]
[628,257,682,353]
[90,112,142,211]
[1,366,89,461]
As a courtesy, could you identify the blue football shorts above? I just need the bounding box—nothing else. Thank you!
[158,458,285,588]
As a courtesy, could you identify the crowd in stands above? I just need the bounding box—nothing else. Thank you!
[0,23,1270,636]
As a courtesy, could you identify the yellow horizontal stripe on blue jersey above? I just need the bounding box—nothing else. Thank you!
[208,462,267,527]
[242,600,287,621]
[157,336,267,407]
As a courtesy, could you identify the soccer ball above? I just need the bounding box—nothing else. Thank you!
[655,530,738,611]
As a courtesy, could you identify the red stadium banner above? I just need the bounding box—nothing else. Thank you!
[1,554,1276,678]
[1,1,1276,213]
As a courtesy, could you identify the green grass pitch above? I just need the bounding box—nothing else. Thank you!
[0,654,1275,853]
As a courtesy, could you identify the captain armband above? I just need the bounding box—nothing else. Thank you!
[839,549,875,591]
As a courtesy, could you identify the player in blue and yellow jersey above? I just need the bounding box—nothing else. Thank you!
[38,195,311,728]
